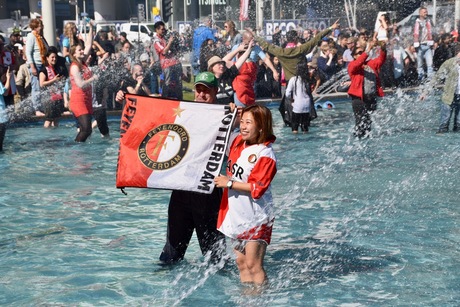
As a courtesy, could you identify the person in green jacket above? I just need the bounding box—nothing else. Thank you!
[421,43,460,133]
[248,20,339,126]
[250,20,340,82]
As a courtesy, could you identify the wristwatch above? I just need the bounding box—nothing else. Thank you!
[226,179,234,189]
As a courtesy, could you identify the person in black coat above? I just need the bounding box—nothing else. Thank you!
[433,33,454,71]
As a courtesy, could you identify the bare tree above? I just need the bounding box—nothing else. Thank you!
[344,0,358,30]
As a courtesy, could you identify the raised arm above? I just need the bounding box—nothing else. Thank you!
[223,43,246,68]
[2,67,12,94]
[83,21,94,57]
[263,55,279,81]
[233,39,255,69]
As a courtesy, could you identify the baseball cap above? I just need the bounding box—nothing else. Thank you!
[194,72,218,88]
[11,28,21,35]
[207,56,224,70]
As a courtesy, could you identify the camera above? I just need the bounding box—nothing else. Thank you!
[165,31,181,53]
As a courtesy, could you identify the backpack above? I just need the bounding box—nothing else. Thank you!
[363,65,377,98]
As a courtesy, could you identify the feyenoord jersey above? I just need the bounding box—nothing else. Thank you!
[217,134,277,244]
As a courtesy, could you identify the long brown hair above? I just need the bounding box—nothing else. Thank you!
[240,105,275,145]
[225,20,237,37]
[69,43,85,70]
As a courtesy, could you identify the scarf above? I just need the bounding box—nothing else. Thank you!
[45,64,62,101]
[33,30,48,65]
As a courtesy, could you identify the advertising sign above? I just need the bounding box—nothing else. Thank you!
[264,18,332,41]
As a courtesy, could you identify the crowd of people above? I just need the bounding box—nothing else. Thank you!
[0,8,458,141]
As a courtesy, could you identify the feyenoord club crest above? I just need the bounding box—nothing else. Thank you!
[138,124,190,171]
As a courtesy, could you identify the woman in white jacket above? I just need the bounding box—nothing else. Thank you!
[285,61,314,133]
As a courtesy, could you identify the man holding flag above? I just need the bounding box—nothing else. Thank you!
[116,72,234,264]
[159,72,227,264]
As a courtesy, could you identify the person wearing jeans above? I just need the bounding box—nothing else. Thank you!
[438,96,460,133]
[413,7,434,80]
[420,44,460,133]
[25,18,49,112]
[416,44,434,80]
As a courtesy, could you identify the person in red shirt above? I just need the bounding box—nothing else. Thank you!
[347,39,386,138]
[153,21,183,100]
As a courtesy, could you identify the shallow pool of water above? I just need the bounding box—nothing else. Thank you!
[1,91,459,306]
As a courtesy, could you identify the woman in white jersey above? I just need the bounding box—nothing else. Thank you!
[214,105,277,286]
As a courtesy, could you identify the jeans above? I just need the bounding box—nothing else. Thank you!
[162,63,183,100]
[149,71,159,94]
[438,95,460,132]
[30,65,42,109]
[233,94,246,107]
[416,44,433,80]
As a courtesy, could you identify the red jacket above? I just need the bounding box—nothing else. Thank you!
[347,49,386,100]
[232,61,257,106]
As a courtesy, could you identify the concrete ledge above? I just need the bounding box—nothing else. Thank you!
[9,85,424,125]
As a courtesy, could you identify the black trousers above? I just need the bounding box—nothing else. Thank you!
[93,108,109,136]
[0,123,6,151]
[351,95,377,138]
[160,188,225,264]
[291,112,310,132]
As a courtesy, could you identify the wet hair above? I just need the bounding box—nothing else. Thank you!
[240,105,275,144]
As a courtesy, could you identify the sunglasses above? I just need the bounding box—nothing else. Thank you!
[354,51,363,56]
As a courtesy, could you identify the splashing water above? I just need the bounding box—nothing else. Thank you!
[1,91,459,305]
